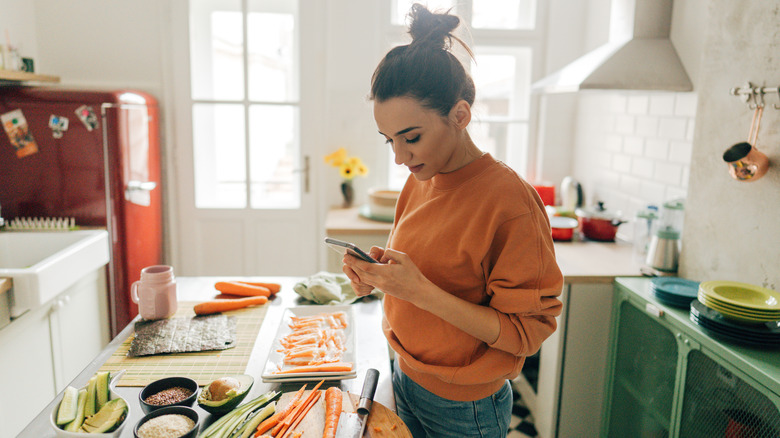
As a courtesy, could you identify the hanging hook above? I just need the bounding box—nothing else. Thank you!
[774,87,780,110]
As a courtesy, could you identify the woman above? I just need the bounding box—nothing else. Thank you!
[342,4,563,437]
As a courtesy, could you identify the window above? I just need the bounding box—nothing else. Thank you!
[189,0,301,209]
[385,0,543,188]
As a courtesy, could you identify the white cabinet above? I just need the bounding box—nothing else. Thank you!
[0,268,109,438]
[522,281,614,438]
[516,241,643,438]
[0,295,57,438]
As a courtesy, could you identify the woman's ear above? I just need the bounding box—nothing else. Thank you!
[449,100,471,130]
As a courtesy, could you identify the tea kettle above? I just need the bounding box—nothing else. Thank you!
[560,177,583,212]
[646,227,680,272]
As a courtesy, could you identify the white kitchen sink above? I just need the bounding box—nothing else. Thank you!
[0,230,109,316]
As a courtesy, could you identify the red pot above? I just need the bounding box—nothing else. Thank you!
[576,202,625,242]
[550,216,578,241]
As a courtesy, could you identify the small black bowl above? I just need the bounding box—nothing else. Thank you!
[139,377,199,414]
[133,405,199,438]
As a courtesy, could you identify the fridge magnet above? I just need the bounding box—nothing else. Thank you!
[75,105,99,131]
[1,109,39,158]
[48,114,69,138]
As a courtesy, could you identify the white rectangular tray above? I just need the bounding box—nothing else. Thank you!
[261,305,357,382]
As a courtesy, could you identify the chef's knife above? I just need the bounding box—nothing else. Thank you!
[335,368,379,438]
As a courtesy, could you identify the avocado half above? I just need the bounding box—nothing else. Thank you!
[197,374,254,415]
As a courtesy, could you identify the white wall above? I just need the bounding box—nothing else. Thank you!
[682,0,780,288]
[0,1,39,70]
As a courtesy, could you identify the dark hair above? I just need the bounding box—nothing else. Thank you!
[370,3,475,117]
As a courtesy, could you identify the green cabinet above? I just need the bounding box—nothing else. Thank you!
[602,278,780,438]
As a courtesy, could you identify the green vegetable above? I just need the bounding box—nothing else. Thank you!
[56,386,79,426]
[95,371,111,411]
[84,375,98,416]
[199,390,279,438]
[64,388,88,432]
[236,403,275,438]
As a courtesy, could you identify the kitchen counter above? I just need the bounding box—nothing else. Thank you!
[19,276,394,438]
[324,207,646,278]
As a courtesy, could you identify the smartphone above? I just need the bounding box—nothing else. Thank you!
[324,237,378,263]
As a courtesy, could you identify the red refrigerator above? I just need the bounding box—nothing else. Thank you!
[0,87,163,335]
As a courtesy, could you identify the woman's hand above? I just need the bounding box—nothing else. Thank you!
[342,246,386,296]
[343,248,434,306]
[346,247,502,344]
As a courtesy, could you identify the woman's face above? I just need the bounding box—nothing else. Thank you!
[374,97,463,181]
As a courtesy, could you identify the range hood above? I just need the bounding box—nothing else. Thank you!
[532,0,692,93]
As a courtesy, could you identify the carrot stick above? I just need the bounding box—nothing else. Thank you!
[271,381,324,436]
[273,362,353,374]
[281,391,321,438]
[256,384,307,435]
[215,281,272,297]
[193,295,268,315]
[322,387,342,438]
[236,281,282,294]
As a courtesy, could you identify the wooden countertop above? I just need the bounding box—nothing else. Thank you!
[326,207,393,234]
[325,208,644,282]
[20,276,395,437]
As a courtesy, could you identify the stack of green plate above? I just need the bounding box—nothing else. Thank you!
[697,281,780,324]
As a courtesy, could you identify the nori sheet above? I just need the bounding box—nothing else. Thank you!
[127,314,237,357]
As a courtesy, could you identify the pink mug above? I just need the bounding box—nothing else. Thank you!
[131,265,178,320]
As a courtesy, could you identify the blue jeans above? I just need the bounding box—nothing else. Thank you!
[392,360,512,438]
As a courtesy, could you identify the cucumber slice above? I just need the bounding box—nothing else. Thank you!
[85,375,98,416]
[56,386,79,426]
[64,388,88,432]
[95,371,110,410]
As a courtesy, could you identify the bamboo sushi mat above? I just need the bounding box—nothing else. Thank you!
[98,302,268,386]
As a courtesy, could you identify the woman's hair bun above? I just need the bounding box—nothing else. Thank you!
[408,3,460,51]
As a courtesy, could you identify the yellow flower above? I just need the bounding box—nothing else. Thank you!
[339,163,355,179]
[325,148,368,180]
[324,147,347,167]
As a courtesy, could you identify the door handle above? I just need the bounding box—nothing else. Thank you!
[126,180,157,191]
[293,156,310,193]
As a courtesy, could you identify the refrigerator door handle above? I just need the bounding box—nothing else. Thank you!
[126,180,157,192]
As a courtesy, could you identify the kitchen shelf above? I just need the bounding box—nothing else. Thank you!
[0,69,60,83]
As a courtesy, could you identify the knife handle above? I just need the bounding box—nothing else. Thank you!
[357,368,379,415]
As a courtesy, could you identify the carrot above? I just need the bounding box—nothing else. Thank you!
[256,385,308,435]
[236,281,282,294]
[271,381,324,437]
[215,281,272,297]
[273,362,353,375]
[193,295,268,315]
[322,387,342,438]
[281,389,322,438]
[273,380,325,436]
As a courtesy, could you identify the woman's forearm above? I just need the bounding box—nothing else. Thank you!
[415,283,501,345]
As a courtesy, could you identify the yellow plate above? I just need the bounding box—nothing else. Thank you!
[698,295,780,323]
[699,281,780,311]
[700,294,780,316]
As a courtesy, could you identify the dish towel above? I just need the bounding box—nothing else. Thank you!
[293,271,382,305]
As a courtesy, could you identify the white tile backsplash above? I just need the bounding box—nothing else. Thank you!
[573,91,697,240]
[645,139,670,160]
[635,116,659,137]
[649,95,676,115]
[658,117,689,139]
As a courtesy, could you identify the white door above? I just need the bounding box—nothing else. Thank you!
[168,0,324,276]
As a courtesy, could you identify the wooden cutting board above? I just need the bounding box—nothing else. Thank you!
[275,389,411,437]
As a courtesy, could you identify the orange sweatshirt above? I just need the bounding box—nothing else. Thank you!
[383,153,563,401]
